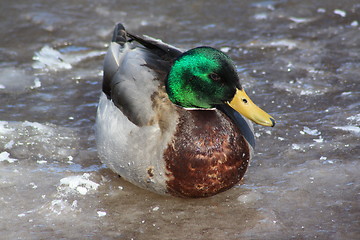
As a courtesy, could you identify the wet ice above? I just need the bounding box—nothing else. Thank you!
[1,0,360,239]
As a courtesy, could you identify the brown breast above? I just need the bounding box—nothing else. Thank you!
[164,108,250,198]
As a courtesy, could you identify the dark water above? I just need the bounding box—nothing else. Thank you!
[1,0,359,239]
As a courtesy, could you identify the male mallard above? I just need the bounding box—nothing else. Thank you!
[96,23,275,198]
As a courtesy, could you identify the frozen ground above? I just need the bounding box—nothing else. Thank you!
[0,0,359,239]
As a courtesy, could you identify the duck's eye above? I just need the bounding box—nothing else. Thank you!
[208,73,221,81]
[242,98,248,104]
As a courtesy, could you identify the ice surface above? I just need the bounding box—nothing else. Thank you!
[1,0,360,239]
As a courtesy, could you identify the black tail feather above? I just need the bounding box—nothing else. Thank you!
[112,23,127,44]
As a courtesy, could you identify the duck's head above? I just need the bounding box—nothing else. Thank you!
[166,46,275,127]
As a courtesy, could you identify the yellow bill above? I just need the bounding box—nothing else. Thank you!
[227,89,275,127]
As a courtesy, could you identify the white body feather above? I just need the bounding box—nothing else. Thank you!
[96,42,178,194]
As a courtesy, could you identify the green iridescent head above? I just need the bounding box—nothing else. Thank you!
[165,46,276,127]
[165,47,241,109]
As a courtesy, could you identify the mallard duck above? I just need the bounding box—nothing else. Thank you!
[96,23,275,198]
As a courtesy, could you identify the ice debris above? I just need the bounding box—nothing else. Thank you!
[237,191,263,204]
[23,121,52,132]
[333,9,346,17]
[49,199,78,215]
[97,211,107,217]
[249,39,298,50]
[292,144,301,150]
[333,126,360,134]
[347,114,360,123]
[0,67,39,93]
[288,17,313,24]
[33,46,72,70]
[313,137,323,143]
[31,78,42,89]
[59,173,99,195]
[0,151,17,163]
[220,47,231,53]
[0,121,14,134]
[32,45,104,71]
[254,13,268,20]
[300,126,321,136]
[0,120,80,162]
[4,140,15,149]
[350,21,359,27]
